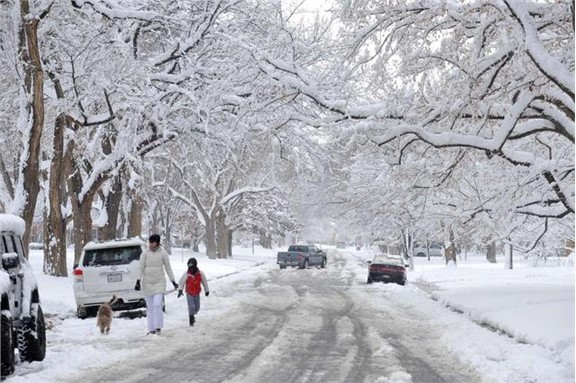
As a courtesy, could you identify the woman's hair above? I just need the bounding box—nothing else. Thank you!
[148,234,161,244]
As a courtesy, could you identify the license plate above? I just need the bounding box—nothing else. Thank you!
[107,273,122,282]
[383,275,391,279]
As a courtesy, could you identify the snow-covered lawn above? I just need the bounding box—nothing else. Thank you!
[413,257,574,365]
[9,245,575,382]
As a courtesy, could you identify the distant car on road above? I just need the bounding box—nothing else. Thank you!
[277,245,327,269]
[367,255,407,285]
[413,242,444,257]
[336,242,346,249]
[28,242,43,250]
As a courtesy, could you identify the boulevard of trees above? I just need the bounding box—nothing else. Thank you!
[0,0,573,276]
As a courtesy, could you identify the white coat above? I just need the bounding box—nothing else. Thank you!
[138,246,176,296]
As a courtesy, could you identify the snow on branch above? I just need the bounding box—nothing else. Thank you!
[258,57,403,122]
[220,186,275,207]
[503,0,575,99]
[71,0,159,21]
[25,0,54,20]
[63,89,115,127]
[167,186,206,227]
[151,0,243,68]
[135,129,178,157]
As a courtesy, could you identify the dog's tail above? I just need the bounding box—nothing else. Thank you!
[109,294,118,305]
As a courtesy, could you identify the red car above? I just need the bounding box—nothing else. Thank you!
[367,255,407,285]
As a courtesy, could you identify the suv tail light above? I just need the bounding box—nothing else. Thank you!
[73,268,83,282]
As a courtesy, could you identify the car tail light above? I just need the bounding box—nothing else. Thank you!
[73,268,83,282]
[371,264,404,273]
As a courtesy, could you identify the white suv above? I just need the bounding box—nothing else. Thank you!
[73,238,146,318]
[413,242,444,257]
[1,214,46,378]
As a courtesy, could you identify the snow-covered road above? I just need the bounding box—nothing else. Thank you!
[10,247,571,383]
[68,252,482,383]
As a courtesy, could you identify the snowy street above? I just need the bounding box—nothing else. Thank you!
[71,251,481,383]
[9,247,565,383]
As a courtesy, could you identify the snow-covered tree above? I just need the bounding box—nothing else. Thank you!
[262,0,574,254]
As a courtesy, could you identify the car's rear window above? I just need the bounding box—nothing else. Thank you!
[83,246,142,267]
[288,246,308,252]
[373,256,404,266]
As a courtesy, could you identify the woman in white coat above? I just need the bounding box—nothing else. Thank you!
[135,234,178,335]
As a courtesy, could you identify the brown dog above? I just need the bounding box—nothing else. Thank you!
[96,295,117,334]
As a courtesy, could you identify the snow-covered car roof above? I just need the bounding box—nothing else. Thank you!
[0,214,25,236]
[371,255,405,266]
[82,238,145,251]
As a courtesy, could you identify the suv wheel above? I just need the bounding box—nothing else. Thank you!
[77,305,88,319]
[77,306,98,319]
[321,259,326,268]
[1,312,15,377]
[17,304,47,362]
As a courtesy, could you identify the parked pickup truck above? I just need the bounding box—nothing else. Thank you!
[277,245,327,269]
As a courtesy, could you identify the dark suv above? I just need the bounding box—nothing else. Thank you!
[0,214,47,378]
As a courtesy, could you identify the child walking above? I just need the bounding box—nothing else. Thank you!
[177,257,209,326]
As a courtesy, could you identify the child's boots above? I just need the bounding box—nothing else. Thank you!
[189,315,195,326]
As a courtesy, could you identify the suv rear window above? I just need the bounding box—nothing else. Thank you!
[83,246,142,267]
[288,246,307,252]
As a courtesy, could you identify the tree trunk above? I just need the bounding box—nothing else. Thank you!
[164,209,172,254]
[401,230,414,270]
[100,175,123,240]
[227,230,233,257]
[43,210,67,276]
[68,163,105,266]
[444,228,457,266]
[445,243,457,265]
[259,232,272,249]
[191,226,203,253]
[505,240,513,270]
[204,218,217,259]
[149,204,161,235]
[19,1,45,253]
[43,68,78,276]
[118,198,127,238]
[564,239,574,257]
[69,195,93,267]
[192,239,200,253]
[0,155,14,211]
[486,241,497,263]
[216,211,228,258]
[127,194,143,238]
[43,113,70,276]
